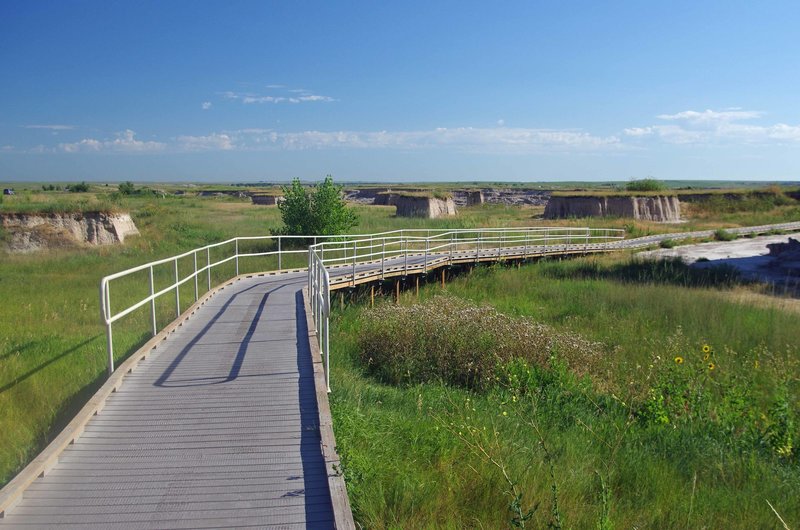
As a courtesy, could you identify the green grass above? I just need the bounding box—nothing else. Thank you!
[3,185,800,522]
[0,194,540,486]
[329,254,800,528]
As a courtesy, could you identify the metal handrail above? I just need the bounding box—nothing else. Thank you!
[307,226,625,391]
[100,227,628,381]
[98,233,381,375]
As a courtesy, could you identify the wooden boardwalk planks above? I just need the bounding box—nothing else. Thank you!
[0,274,337,529]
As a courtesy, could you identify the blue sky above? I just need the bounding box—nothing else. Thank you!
[2,0,800,182]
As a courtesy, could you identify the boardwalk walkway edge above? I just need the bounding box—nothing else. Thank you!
[302,287,356,530]
[0,269,354,526]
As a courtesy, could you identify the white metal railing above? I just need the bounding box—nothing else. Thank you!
[307,227,625,391]
[99,228,484,375]
[98,233,373,375]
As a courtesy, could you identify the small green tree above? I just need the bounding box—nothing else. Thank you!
[275,176,358,236]
[68,181,90,192]
[626,178,666,192]
[118,181,136,195]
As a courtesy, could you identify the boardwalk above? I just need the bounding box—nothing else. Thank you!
[1,273,336,529]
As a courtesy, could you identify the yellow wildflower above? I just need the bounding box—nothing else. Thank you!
[674,356,684,365]
[708,362,715,371]
[702,344,711,353]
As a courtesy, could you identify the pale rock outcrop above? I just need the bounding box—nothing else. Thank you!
[394,196,457,218]
[544,195,681,222]
[1,212,140,253]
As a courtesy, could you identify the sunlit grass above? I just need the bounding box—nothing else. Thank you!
[330,253,800,528]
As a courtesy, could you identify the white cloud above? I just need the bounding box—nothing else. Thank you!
[177,133,235,151]
[201,101,212,110]
[24,125,619,155]
[24,124,76,130]
[223,87,335,105]
[58,130,166,153]
[625,108,800,145]
[229,126,620,152]
[656,109,762,124]
[1,145,14,152]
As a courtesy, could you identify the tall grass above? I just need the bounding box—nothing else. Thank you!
[330,254,800,528]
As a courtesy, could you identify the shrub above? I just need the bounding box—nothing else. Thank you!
[714,229,737,241]
[357,295,603,391]
[67,181,90,193]
[274,175,358,236]
[118,181,136,195]
[626,178,666,192]
[659,238,677,249]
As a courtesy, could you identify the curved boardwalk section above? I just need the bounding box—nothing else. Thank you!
[0,273,335,529]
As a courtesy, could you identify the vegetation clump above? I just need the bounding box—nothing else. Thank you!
[67,181,90,193]
[626,178,667,192]
[274,175,358,236]
[358,295,602,391]
[714,228,738,241]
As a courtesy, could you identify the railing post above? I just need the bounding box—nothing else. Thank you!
[308,249,313,299]
[278,237,282,271]
[207,247,211,291]
[449,233,454,263]
[193,250,198,302]
[401,236,408,275]
[424,238,429,271]
[149,266,157,336]
[235,239,239,277]
[524,231,529,257]
[174,258,180,318]
[325,286,331,393]
[101,280,114,375]
[381,239,386,279]
[352,240,357,287]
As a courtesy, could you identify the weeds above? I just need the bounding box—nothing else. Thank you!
[358,295,604,391]
[714,228,738,241]
[334,253,800,527]
[659,238,677,248]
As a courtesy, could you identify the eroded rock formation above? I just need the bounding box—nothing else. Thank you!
[544,195,681,222]
[394,196,457,218]
[251,194,283,205]
[1,212,140,253]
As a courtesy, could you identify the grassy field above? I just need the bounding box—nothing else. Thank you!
[0,191,556,486]
[1,184,799,519]
[329,254,800,528]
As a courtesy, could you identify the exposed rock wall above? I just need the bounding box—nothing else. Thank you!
[544,195,681,222]
[251,194,283,205]
[460,190,484,206]
[1,212,140,253]
[374,192,399,206]
[394,196,457,218]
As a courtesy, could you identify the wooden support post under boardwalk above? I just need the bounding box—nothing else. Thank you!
[415,276,419,297]
[340,292,344,310]
[441,268,446,288]
[370,284,374,307]
[395,279,400,303]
